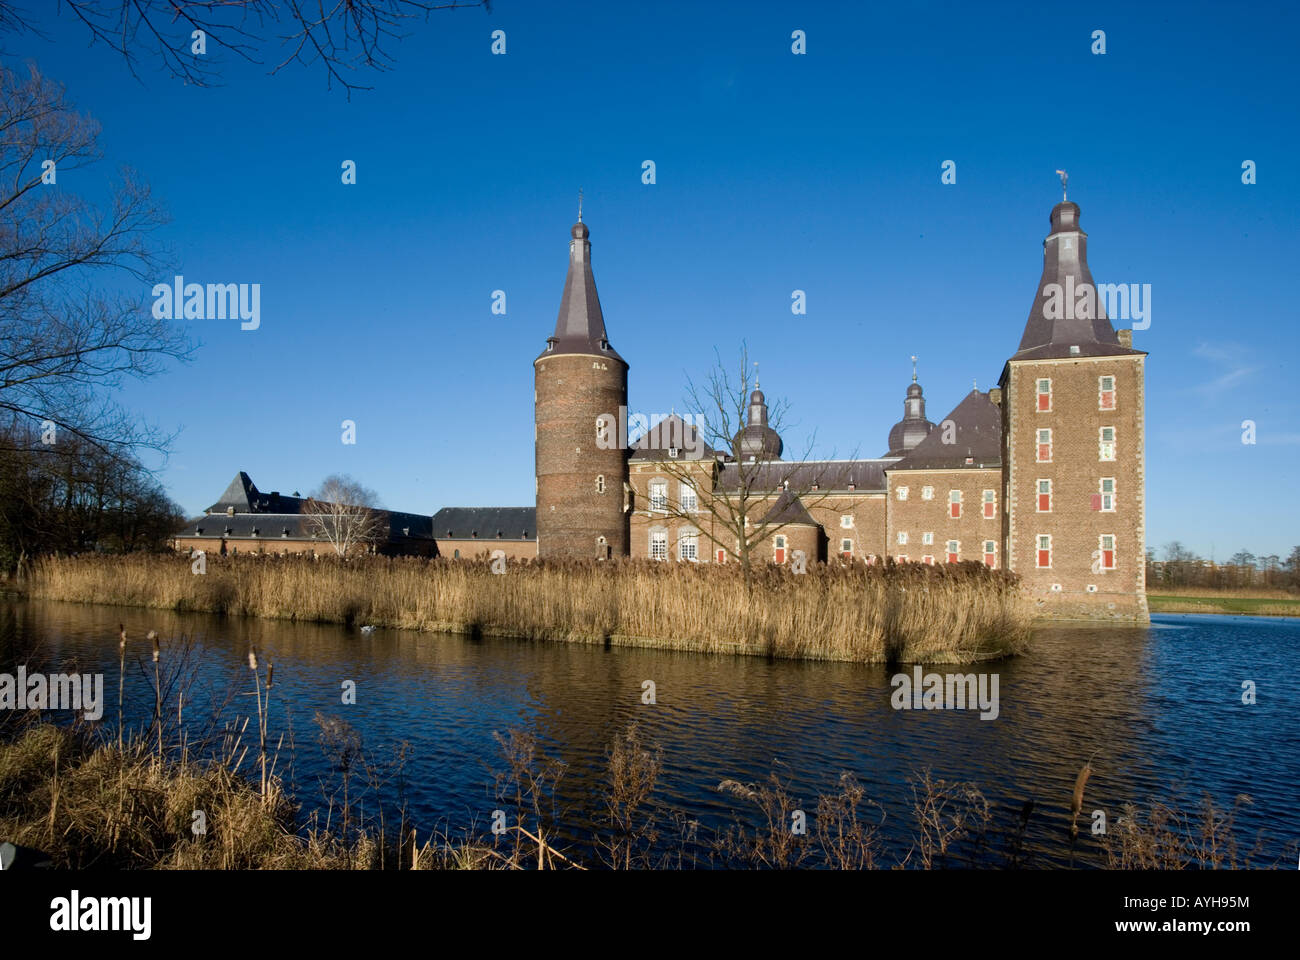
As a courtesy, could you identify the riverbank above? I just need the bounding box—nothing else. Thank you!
[0,719,1265,870]
[21,554,1032,663]
[1147,588,1300,617]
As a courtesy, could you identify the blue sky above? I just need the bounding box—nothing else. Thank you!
[18,0,1300,560]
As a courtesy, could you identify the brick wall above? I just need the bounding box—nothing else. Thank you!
[1002,353,1147,621]
[535,353,629,558]
[886,468,1002,565]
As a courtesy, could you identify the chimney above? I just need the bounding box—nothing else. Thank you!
[1117,329,1132,348]
[989,387,1002,406]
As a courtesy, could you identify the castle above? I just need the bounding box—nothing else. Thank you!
[532,194,1148,622]
[175,192,1148,622]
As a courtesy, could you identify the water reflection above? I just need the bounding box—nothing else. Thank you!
[2,599,1297,868]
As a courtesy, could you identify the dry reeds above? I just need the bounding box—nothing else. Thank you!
[27,553,1033,664]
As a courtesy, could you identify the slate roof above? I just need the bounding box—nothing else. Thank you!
[179,472,433,540]
[628,414,717,461]
[890,390,1001,471]
[759,489,818,527]
[716,459,899,495]
[541,220,625,363]
[431,507,536,542]
[1011,201,1146,362]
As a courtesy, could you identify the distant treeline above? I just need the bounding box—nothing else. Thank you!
[1146,541,1300,591]
[0,421,186,574]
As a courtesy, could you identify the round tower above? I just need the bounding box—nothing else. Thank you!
[534,217,629,559]
[885,357,936,457]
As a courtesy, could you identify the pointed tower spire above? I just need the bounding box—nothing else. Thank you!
[1011,190,1139,361]
[543,215,623,361]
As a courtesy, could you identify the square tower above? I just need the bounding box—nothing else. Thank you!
[1000,200,1148,621]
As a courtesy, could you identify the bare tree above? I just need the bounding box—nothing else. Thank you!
[644,345,852,593]
[0,62,191,457]
[301,474,385,557]
[15,1,491,96]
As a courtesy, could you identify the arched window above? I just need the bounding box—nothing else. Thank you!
[596,475,606,494]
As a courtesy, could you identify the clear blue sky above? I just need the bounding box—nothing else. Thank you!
[20,0,1300,560]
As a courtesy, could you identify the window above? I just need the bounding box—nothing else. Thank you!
[1099,375,1116,410]
[649,480,667,511]
[1037,479,1052,513]
[678,530,698,562]
[1098,477,1116,512]
[982,489,996,519]
[1037,428,1052,463]
[946,540,960,564]
[715,548,727,563]
[921,486,934,500]
[949,490,962,519]
[840,538,853,558]
[922,532,934,545]
[840,515,854,529]
[595,415,610,445]
[897,531,909,545]
[596,474,606,494]
[650,529,667,560]
[922,555,934,565]
[668,446,679,458]
[774,535,787,564]
[1099,534,1116,570]
[896,485,909,501]
[983,540,997,567]
[1037,377,1052,412]
[680,482,697,513]
[1099,426,1116,461]
[1036,534,1052,568]
[897,554,909,563]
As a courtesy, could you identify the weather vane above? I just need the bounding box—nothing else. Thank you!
[911,354,918,383]
[1055,169,1069,201]
[577,187,583,223]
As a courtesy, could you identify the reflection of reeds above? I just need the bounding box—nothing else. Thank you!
[28,553,1033,663]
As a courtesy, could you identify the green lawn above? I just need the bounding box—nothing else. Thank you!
[1148,595,1300,616]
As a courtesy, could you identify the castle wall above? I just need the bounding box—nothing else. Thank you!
[1002,354,1147,621]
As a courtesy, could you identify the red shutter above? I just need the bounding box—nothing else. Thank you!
[1038,443,1050,461]
[775,548,785,564]
[947,552,958,564]
[1038,549,1050,567]
[716,549,725,563]
[983,501,994,519]
[984,551,995,567]
[1037,393,1050,411]
[1103,549,1114,569]
[1038,493,1050,512]
[1091,494,1102,511]
[950,502,960,519]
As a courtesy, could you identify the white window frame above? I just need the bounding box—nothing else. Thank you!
[1037,478,1052,513]
[983,540,997,568]
[840,538,853,556]
[1036,377,1052,412]
[649,528,668,561]
[946,540,960,563]
[1099,477,1116,512]
[1037,428,1052,463]
[1036,534,1052,569]
[897,531,909,545]
[1099,375,1116,411]
[922,531,934,545]
[596,474,606,494]
[1099,534,1116,570]
[649,479,668,512]
[896,485,909,501]
[840,514,854,529]
[982,489,996,519]
[921,485,934,500]
[678,528,699,562]
[949,489,962,518]
[1099,426,1116,462]
[680,481,698,513]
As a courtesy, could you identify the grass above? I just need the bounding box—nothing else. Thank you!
[23,553,1034,664]
[1147,594,1300,617]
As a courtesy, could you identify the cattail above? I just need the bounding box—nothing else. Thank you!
[1070,760,1093,839]
[149,630,159,663]
[118,624,126,652]
[248,647,258,671]
[266,663,274,690]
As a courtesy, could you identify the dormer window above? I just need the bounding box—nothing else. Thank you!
[402,527,410,537]
[471,530,478,538]
[668,446,678,458]
[496,530,503,538]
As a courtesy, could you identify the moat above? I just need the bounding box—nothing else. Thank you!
[3,598,1297,868]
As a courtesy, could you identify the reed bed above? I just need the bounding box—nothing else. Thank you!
[26,553,1033,663]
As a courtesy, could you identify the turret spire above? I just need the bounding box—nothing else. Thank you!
[543,215,623,362]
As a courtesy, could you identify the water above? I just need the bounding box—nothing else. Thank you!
[3,599,1298,868]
